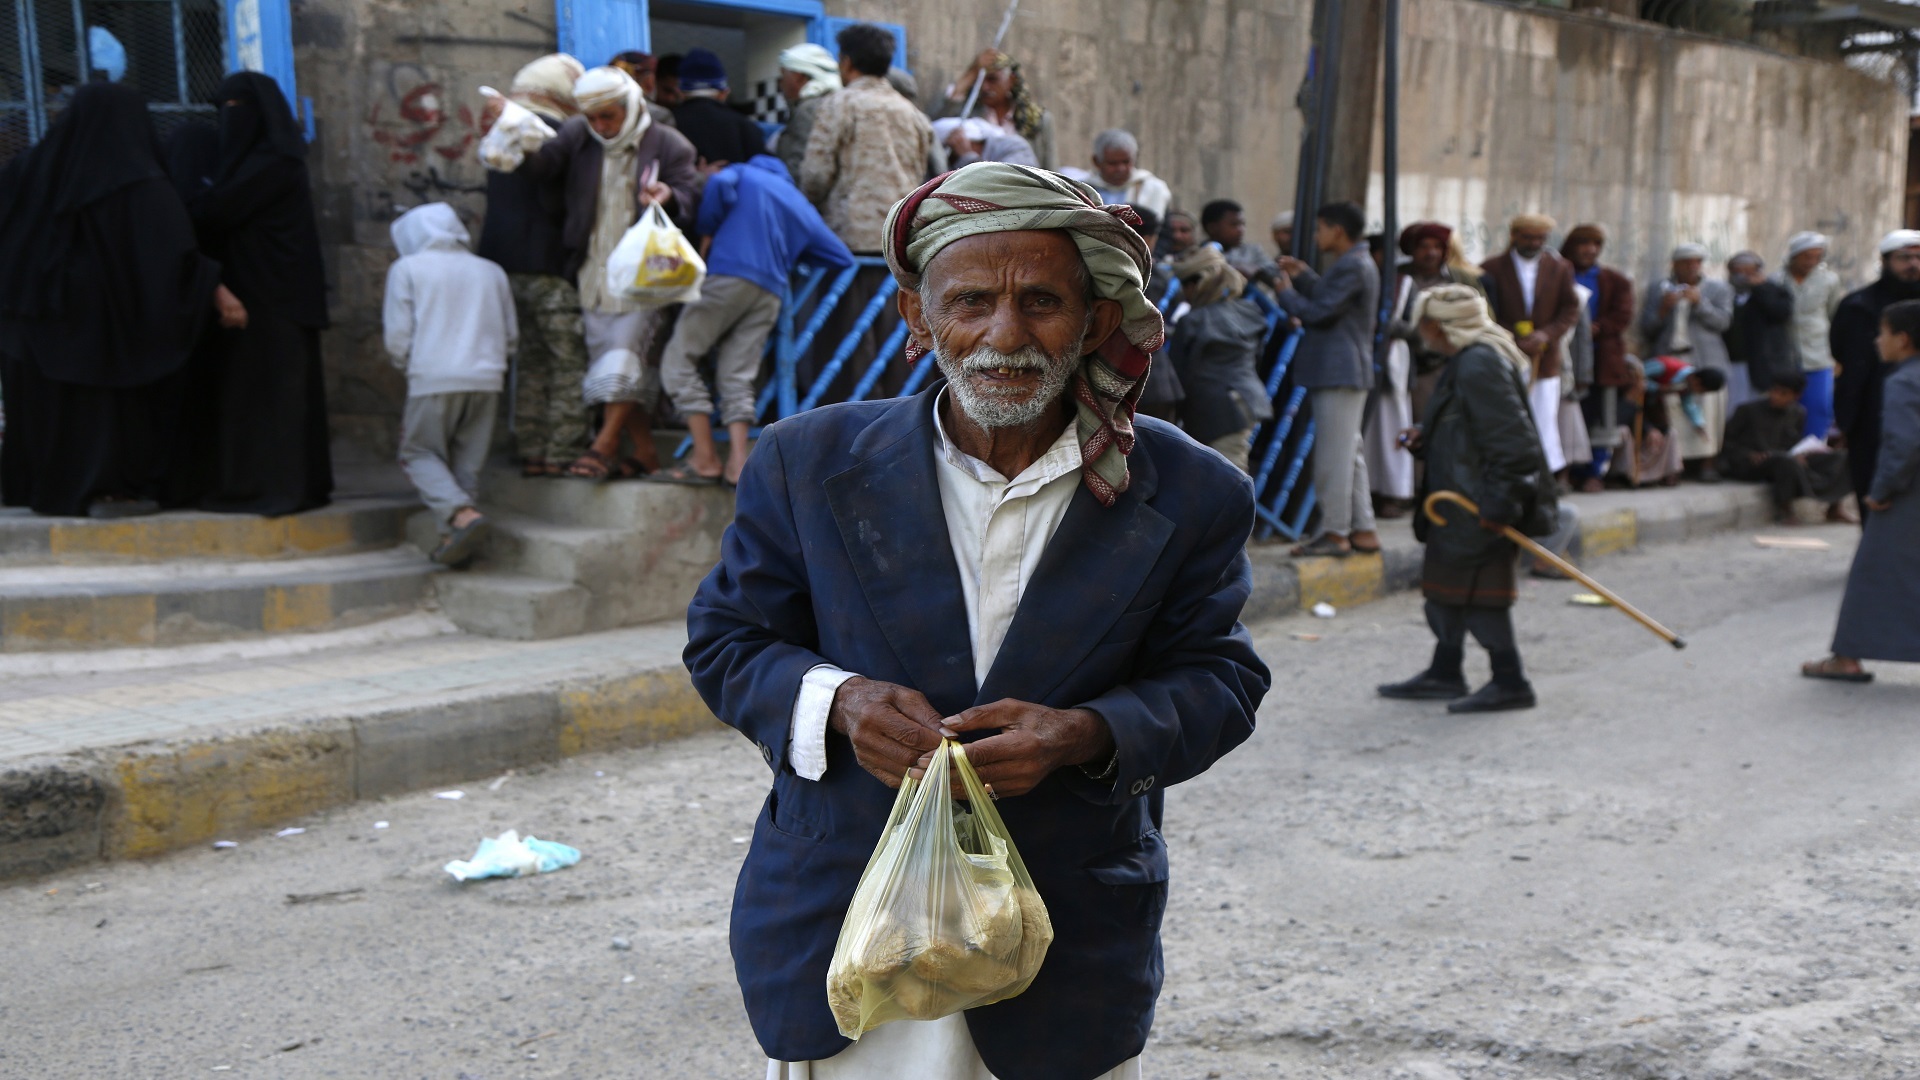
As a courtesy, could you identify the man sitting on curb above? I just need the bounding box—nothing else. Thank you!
[1719,371,1854,525]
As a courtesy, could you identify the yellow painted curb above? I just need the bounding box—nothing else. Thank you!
[4,593,156,651]
[106,725,356,858]
[264,583,334,632]
[557,670,721,756]
[1295,553,1387,610]
[1579,509,1638,558]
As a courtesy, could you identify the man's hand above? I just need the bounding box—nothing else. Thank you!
[479,96,505,135]
[1681,285,1703,305]
[1751,451,1770,467]
[1660,290,1682,316]
[1866,496,1892,512]
[214,284,248,329]
[926,700,1113,799]
[1277,255,1309,278]
[829,677,945,789]
[1397,426,1424,452]
[642,179,673,206]
[697,157,730,177]
[1517,331,1547,356]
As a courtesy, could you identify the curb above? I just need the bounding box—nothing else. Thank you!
[0,485,1777,882]
[0,663,716,880]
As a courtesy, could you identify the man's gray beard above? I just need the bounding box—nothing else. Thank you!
[934,340,1082,430]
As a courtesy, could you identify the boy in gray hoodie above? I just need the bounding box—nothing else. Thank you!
[384,202,517,566]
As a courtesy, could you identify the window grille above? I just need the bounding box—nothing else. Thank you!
[2,0,224,164]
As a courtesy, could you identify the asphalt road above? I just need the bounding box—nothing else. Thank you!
[4,522,1916,1080]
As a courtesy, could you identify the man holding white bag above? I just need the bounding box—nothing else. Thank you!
[502,64,699,480]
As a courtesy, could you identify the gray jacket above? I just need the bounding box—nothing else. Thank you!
[1638,277,1733,371]
[1275,246,1379,389]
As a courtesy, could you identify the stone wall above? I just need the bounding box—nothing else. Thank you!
[288,0,1905,465]
[1374,0,1907,292]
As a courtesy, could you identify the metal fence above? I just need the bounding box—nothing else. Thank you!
[702,256,1320,541]
[2,0,224,163]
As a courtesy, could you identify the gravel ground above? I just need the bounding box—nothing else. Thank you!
[3,523,1917,1080]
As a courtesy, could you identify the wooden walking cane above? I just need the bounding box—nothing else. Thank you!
[1423,490,1686,650]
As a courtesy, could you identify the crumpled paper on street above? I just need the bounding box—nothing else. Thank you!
[444,829,581,882]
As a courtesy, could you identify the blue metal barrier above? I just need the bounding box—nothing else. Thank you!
[682,258,1321,543]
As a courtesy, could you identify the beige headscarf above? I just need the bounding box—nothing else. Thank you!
[883,162,1163,507]
[1411,284,1531,376]
[1171,244,1245,308]
[509,54,585,118]
[778,44,842,101]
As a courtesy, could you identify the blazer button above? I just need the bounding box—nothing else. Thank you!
[761,743,774,764]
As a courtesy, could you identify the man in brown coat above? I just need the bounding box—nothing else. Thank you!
[1561,223,1637,490]
[1481,213,1582,478]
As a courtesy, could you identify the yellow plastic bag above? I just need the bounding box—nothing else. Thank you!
[607,201,705,306]
[826,739,1054,1040]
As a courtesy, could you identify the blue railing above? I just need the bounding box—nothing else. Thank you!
[691,257,1321,542]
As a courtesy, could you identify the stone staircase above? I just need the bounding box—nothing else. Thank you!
[414,466,732,641]
[0,498,435,651]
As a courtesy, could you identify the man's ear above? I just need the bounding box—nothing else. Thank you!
[898,285,937,357]
[1081,296,1124,357]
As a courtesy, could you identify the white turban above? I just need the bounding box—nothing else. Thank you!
[932,117,992,146]
[1671,242,1709,261]
[778,44,841,100]
[572,66,647,148]
[1272,210,1294,231]
[509,54,585,117]
[1510,212,1556,233]
[1880,229,1920,254]
[1787,231,1828,258]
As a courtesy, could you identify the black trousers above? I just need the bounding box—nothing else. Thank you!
[1425,599,1517,654]
[1722,451,1850,511]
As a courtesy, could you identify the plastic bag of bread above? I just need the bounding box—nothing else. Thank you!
[825,739,1054,1039]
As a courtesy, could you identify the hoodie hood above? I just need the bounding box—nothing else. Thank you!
[746,154,790,180]
[391,202,470,256]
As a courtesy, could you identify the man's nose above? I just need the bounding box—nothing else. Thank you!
[981,299,1034,355]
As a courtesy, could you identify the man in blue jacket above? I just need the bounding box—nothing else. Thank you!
[653,154,853,485]
[686,162,1271,1080]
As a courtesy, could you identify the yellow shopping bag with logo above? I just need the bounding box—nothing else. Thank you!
[608,200,704,307]
[825,739,1054,1039]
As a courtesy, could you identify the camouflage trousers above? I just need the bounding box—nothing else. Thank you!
[508,273,591,464]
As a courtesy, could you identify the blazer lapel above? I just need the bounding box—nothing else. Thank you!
[976,447,1175,707]
[824,396,978,710]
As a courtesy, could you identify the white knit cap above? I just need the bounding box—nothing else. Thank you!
[1671,242,1709,261]
[1880,229,1920,254]
[1786,231,1828,258]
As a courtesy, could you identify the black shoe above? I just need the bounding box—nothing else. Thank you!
[431,514,491,567]
[1377,672,1470,700]
[1446,680,1537,713]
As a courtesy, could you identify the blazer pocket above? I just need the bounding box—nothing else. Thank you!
[1097,602,1162,648]
[1083,829,1171,929]
[766,779,828,843]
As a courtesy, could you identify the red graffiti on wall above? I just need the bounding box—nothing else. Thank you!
[365,66,475,165]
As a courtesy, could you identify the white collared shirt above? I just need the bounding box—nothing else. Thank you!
[786,393,1082,780]
[1512,249,1542,314]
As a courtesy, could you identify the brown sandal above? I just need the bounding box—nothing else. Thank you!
[566,449,615,481]
[1801,657,1873,683]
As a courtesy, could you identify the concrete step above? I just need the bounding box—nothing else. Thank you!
[0,498,418,566]
[478,468,733,532]
[0,550,440,652]
[433,571,590,640]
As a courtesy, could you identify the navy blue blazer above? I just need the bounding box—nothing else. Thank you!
[684,389,1270,1080]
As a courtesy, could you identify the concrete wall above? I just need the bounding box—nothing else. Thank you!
[1372,0,1907,291]
[289,0,1905,465]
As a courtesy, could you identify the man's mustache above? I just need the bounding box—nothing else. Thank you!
[952,347,1056,374]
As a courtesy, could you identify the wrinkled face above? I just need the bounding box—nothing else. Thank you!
[1672,258,1704,286]
[586,102,627,140]
[900,230,1120,430]
[1788,248,1824,276]
[978,67,1013,109]
[1095,146,1134,187]
[1566,239,1601,270]
[1206,210,1245,248]
[1411,236,1446,274]
[777,69,809,103]
[1510,226,1549,259]
[1888,248,1920,284]
[1416,317,1452,356]
[1167,216,1196,252]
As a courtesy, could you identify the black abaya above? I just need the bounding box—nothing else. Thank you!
[0,84,220,516]
[187,73,333,516]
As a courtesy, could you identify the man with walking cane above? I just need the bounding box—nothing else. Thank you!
[1377,285,1560,713]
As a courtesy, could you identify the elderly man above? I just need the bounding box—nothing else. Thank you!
[1480,214,1583,479]
[1066,129,1172,219]
[1559,224,1636,490]
[1724,251,1795,403]
[687,162,1268,1079]
[773,43,840,183]
[1833,229,1920,521]
[1271,211,1294,259]
[1380,285,1556,712]
[1779,231,1845,439]
[1639,243,1735,477]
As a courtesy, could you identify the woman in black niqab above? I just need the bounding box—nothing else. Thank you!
[183,72,333,515]
[0,82,225,517]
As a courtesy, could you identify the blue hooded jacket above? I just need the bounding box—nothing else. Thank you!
[698,155,854,298]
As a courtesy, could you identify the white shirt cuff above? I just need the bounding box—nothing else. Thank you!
[790,665,858,781]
